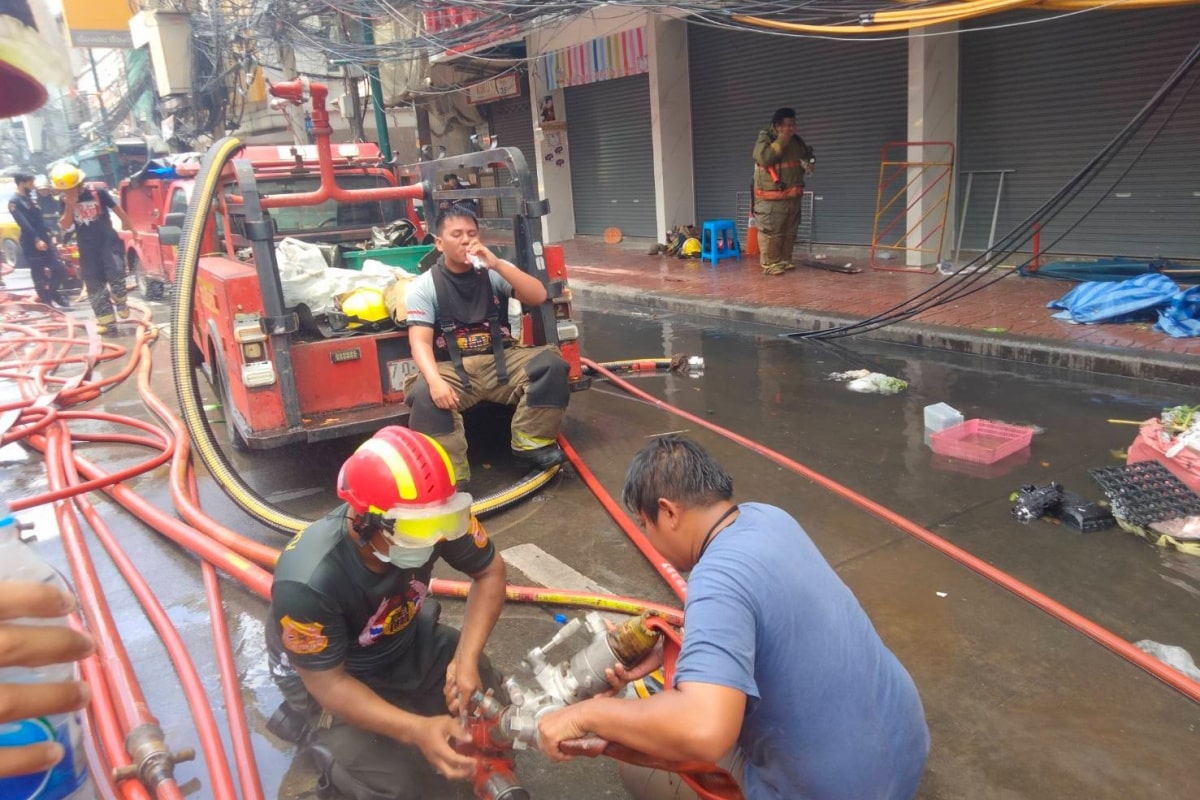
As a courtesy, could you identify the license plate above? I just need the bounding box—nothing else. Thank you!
[387,358,420,393]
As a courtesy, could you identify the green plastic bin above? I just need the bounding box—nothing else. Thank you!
[342,244,434,274]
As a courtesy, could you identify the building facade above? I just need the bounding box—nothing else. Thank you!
[506,7,1199,262]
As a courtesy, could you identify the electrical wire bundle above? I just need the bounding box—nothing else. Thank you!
[786,33,1200,341]
[163,0,1198,143]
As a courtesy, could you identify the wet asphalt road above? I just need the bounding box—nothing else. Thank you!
[3,279,1200,799]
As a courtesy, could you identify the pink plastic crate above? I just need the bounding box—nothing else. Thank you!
[930,419,1033,464]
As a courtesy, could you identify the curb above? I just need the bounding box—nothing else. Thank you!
[571,281,1199,385]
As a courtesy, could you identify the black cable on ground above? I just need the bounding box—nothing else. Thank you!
[786,36,1200,341]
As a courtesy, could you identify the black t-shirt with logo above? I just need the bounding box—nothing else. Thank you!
[71,185,118,255]
[266,504,495,680]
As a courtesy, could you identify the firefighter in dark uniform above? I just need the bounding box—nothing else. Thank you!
[35,175,64,235]
[752,108,815,276]
[51,163,138,333]
[8,171,67,306]
[404,206,570,484]
[267,426,507,800]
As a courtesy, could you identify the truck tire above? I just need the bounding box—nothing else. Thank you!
[130,252,165,301]
[211,348,250,453]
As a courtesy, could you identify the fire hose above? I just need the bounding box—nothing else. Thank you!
[8,270,1200,800]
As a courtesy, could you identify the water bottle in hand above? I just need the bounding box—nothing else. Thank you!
[0,505,93,800]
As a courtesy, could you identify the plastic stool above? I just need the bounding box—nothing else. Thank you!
[700,220,741,265]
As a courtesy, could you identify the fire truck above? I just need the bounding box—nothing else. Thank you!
[169,80,586,453]
[119,163,196,298]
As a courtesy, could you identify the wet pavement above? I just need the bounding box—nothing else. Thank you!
[3,271,1200,798]
[559,237,1200,383]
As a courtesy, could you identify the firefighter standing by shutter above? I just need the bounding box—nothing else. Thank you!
[404,206,570,484]
[752,108,814,276]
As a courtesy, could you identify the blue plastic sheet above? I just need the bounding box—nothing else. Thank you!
[1048,273,1200,338]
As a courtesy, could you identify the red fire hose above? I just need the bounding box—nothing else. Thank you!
[581,357,1200,706]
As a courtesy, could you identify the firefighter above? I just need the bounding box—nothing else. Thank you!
[51,163,138,333]
[537,437,930,800]
[404,206,570,484]
[266,426,507,800]
[751,108,814,276]
[34,175,63,235]
[7,171,68,307]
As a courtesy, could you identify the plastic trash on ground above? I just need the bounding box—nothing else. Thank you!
[827,370,908,395]
[1135,640,1200,682]
[924,402,964,433]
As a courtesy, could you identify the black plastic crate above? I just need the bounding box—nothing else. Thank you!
[1088,462,1200,526]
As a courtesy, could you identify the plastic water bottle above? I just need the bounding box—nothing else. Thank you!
[0,504,93,800]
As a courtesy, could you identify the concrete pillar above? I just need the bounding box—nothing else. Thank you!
[528,70,575,243]
[647,14,695,238]
[906,25,959,268]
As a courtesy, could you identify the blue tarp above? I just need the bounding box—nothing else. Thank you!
[1021,258,1200,284]
[1048,273,1200,338]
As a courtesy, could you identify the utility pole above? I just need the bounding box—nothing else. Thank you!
[277,42,306,146]
[358,18,391,159]
[87,48,108,119]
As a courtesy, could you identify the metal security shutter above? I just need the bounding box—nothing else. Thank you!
[959,9,1200,259]
[688,25,907,245]
[490,95,536,218]
[566,75,657,238]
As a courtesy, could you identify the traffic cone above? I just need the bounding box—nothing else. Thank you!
[746,213,760,257]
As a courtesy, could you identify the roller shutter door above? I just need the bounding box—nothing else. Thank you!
[688,24,907,245]
[959,9,1200,258]
[566,75,657,238]
[490,95,536,218]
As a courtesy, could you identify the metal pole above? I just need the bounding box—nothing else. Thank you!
[954,172,973,263]
[359,20,392,160]
[87,48,107,119]
[985,170,1015,260]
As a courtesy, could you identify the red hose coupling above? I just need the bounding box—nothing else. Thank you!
[456,715,528,800]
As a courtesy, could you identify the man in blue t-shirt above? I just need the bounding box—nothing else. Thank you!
[537,436,930,800]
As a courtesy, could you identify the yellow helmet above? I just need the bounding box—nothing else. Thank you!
[681,237,702,258]
[340,287,388,328]
[50,163,85,191]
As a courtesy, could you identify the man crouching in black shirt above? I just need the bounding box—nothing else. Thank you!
[267,426,507,800]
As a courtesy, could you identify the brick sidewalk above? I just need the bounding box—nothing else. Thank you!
[558,238,1200,363]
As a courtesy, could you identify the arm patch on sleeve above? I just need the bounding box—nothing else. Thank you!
[280,615,330,655]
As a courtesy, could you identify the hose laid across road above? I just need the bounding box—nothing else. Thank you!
[581,356,1200,706]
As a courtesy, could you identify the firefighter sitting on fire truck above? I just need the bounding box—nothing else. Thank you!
[404,206,570,484]
[267,426,507,800]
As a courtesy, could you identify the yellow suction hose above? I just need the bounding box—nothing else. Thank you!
[170,137,556,534]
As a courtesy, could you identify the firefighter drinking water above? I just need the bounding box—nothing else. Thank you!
[751,108,814,276]
[404,206,570,484]
[266,426,507,800]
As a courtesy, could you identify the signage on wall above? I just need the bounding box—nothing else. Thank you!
[466,73,522,105]
[62,0,136,48]
[542,27,648,91]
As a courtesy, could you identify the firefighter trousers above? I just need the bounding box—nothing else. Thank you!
[22,245,66,305]
[278,602,505,800]
[80,243,127,325]
[756,196,804,272]
[405,344,570,483]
